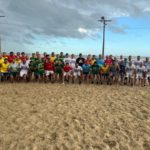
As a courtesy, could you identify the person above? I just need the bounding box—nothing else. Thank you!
[55,60,64,82]
[105,55,112,66]
[145,61,150,86]
[72,63,83,84]
[20,52,27,62]
[135,62,146,87]
[85,54,92,65]
[119,58,127,84]
[108,60,120,85]
[134,56,143,67]
[91,55,96,65]
[90,61,100,84]
[70,54,76,69]
[19,60,29,81]
[82,61,91,83]
[97,54,104,68]
[0,59,10,81]
[9,59,19,82]
[50,52,56,62]
[64,53,71,64]
[125,61,136,86]
[36,58,45,82]
[63,62,72,84]
[100,63,109,84]
[44,58,55,83]
[8,52,16,63]
[76,53,85,67]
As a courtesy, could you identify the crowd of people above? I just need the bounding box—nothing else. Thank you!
[0,51,150,87]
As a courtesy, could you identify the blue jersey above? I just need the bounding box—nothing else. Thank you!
[82,64,91,73]
[96,58,104,68]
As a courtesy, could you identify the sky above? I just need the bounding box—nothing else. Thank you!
[0,0,150,56]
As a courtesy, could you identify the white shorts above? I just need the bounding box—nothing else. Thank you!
[126,72,134,78]
[63,72,70,76]
[20,70,28,77]
[73,72,81,77]
[45,70,54,76]
[136,73,143,79]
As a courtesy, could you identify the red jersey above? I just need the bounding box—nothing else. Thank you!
[105,59,112,66]
[63,65,72,72]
[20,56,27,61]
[44,62,54,71]
[8,55,16,63]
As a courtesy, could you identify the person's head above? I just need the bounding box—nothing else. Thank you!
[128,55,132,61]
[106,56,109,59]
[66,62,69,66]
[21,52,25,56]
[4,59,8,64]
[58,60,62,64]
[99,54,102,59]
[51,52,55,57]
[79,53,82,58]
[137,56,140,61]
[109,55,113,59]
[60,52,63,56]
[124,58,127,62]
[94,61,97,65]
[10,52,14,56]
[46,55,49,59]
[32,53,35,58]
[65,53,69,58]
[17,52,20,56]
[146,57,149,62]
[71,54,74,58]
[3,52,7,57]
[92,55,96,59]
[112,60,115,65]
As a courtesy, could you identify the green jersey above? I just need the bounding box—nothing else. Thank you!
[91,64,100,74]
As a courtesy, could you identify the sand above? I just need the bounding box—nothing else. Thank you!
[0,83,150,150]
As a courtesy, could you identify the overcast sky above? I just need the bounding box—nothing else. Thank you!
[0,0,150,56]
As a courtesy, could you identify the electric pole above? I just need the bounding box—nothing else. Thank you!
[0,16,5,53]
[98,16,111,59]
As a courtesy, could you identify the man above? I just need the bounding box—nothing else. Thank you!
[50,52,56,63]
[19,60,29,81]
[76,53,85,67]
[9,59,19,82]
[135,62,146,87]
[82,61,91,83]
[108,60,120,85]
[55,60,64,82]
[8,52,16,63]
[90,61,100,84]
[0,59,10,81]
[63,62,72,84]
[125,61,136,86]
[72,63,83,84]
[44,58,55,83]
[100,63,109,84]
[134,56,143,67]
[64,53,71,64]
[70,54,76,69]
[97,54,104,68]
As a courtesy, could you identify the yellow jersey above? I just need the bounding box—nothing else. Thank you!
[1,63,9,73]
[15,59,22,65]
[50,56,56,62]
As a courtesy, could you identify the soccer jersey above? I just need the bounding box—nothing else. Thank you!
[20,63,29,71]
[97,58,104,68]
[8,55,16,63]
[63,65,72,72]
[44,62,54,71]
[126,65,135,75]
[82,64,91,73]
[91,64,99,74]
[64,57,71,64]
[134,60,143,67]
[70,58,76,68]
[1,63,9,73]
[136,66,145,74]
[9,63,19,72]
[76,57,85,67]
[73,66,83,73]
[50,56,56,62]
[55,64,64,74]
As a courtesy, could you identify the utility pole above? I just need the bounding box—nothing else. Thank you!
[98,16,111,59]
[0,16,5,53]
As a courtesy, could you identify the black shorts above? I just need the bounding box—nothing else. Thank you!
[83,72,89,75]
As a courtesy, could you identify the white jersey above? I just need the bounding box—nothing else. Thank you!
[126,65,135,74]
[20,63,29,71]
[134,60,143,67]
[70,58,76,68]
[64,57,71,64]
[136,66,145,74]
[73,66,83,73]
[146,65,150,75]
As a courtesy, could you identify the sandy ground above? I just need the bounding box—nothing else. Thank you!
[0,83,150,150]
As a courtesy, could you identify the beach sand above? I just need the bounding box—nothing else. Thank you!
[0,83,150,150]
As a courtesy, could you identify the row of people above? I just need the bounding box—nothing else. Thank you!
[0,52,150,86]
